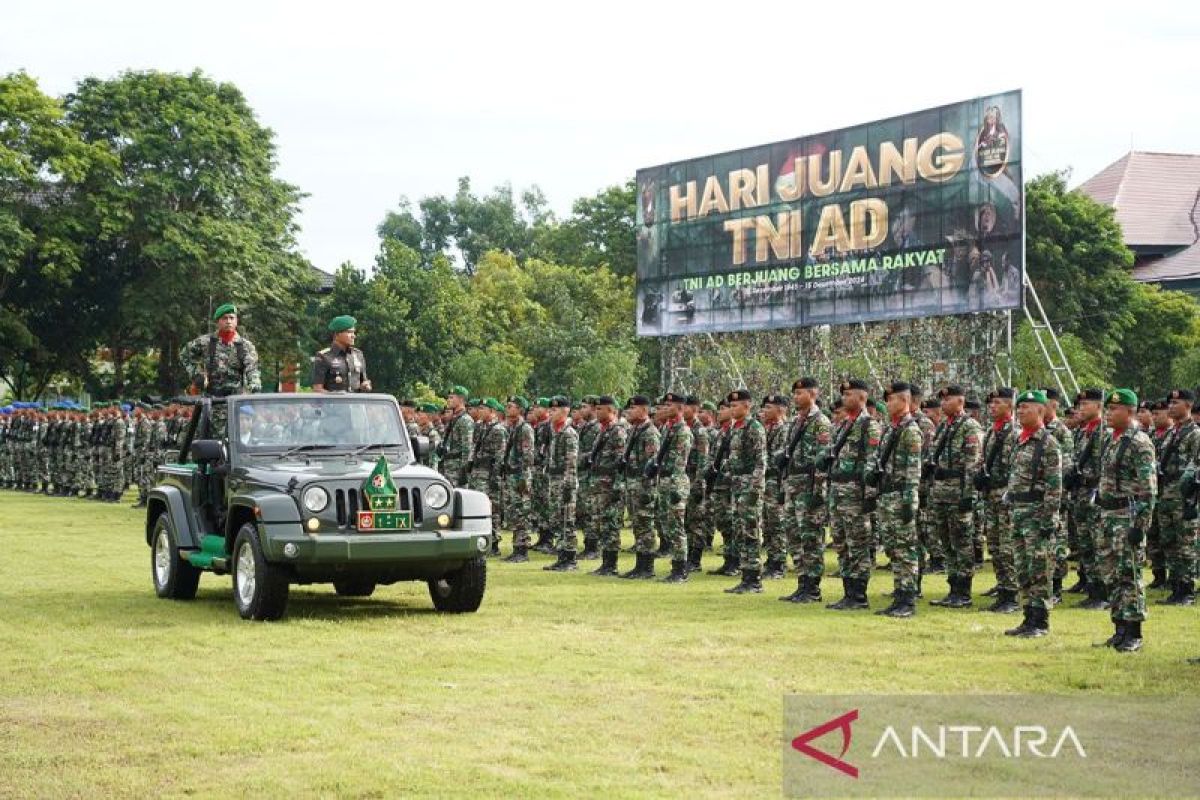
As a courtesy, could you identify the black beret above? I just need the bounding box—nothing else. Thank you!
[726,388,752,403]
[659,392,685,404]
[840,378,870,393]
[717,399,729,409]
[909,383,923,397]
[921,398,940,409]
[548,395,571,408]
[939,385,966,398]
[595,394,616,406]
[684,394,699,406]
[1040,387,1061,401]
[763,393,790,407]
[1077,388,1104,402]
[792,377,820,391]
[887,381,913,395]
[994,387,1016,399]
[965,398,982,410]
[626,395,650,408]
[1168,389,1195,402]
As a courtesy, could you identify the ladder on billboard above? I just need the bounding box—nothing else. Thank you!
[1023,272,1080,399]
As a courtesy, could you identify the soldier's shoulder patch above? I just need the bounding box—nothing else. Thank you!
[318,347,331,355]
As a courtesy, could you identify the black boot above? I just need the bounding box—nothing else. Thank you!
[973,542,984,568]
[799,575,823,603]
[826,577,867,610]
[915,572,923,599]
[532,531,554,554]
[762,557,786,579]
[580,537,600,560]
[878,589,915,618]
[779,575,806,602]
[1180,580,1196,606]
[1094,619,1126,648]
[662,559,689,584]
[1051,574,1063,606]
[655,537,672,559]
[1080,581,1110,610]
[708,552,739,576]
[1066,569,1088,594]
[1115,620,1143,652]
[1147,568,1168,590]
[1015,605,1049,638]
[982,584,1000,597]
[590,549,619,576]
[931,576,960,607]
[943,575,973,608]
[1004,605,1034,636]
[987,588,1020,614]
[490,536,501,557]
[685,547,703,574]
[620,553,654,579]
[545,549,577,572]
[725,568,763,594]
[502,545,529,563]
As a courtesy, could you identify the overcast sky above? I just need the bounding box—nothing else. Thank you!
[4,1,1196,273]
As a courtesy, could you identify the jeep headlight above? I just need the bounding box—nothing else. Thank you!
[425,483,450,509]
[302,486,329,513]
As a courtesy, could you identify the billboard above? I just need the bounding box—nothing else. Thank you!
[635,90,1023,337]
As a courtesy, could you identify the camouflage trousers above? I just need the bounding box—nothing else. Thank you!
[655,475,690,560]
[730,476,764,571]
[1147,510,1166,575]
[1156,495,1198,583]
[828,483,870,580]
[931,503,976,579]
[709,481,733,549]
[466,469,492,496]
[137,454,157,500]
[548,477,577,553]
[1100,510,1146,622]
[630,478,657,554]
[533,472,551,538]
[1072,496,1104,587]
[439,457,469,488]
[984,491,1017,591]
[575,477,595,537]
[589,476,623,553]
[684,486,710,556]
[505,474,533,549]
[762,479,788,565]
[1011,504,1055,611]
[878,492,919,594]
[1052,502,1070,580]
[785,484,826,578]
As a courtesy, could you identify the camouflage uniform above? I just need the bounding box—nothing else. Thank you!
[1069,418,1107,603]
[546,421,579,555]
[781,405,833,593]
[584,419,628,566]
[533,419,552,547]
[502,418,536,553]
[914,412,943,568]
[624,419,661,555]
[438,410,474,487]
[827,411,881,585]
[683,417,711,567]
[467,418,506,498]
[762,417,791,574]
[727,416,767,576]
[418,422,442,470]
[928,412,983,604]
[180,332,261,437]
[868,413,922,602]
[1044,417,1075,589]
[706,424,735,569]
[1096,424,1156,635]
[1006,425,1063,622]
[1157,418,1200,601]
[652,414,693,564]
[576,418,601,551]
[980,418,1017,594]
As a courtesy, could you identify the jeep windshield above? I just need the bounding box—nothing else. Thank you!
[229,396,411,462]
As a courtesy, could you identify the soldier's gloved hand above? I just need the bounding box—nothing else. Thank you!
[1063,471,1079,492]
[900,504,915,524]
[957,497,974,513]
[1127,524,1145,547]
[973,472,989,492]
[643,461,659,479]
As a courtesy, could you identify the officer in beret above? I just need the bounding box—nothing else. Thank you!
[502,396,536,562]
[928,384,984,609]
[1095,389,1157,652]
[1040,387,1075,603]
[779,377,834,603]
[438,385,475,487]
[760,393,792,579]
[1066,388,1108,605]
[979,387,1019,614]
[180,302,261,437]
[575,395,603,560]
[313,316,372,393]
[1157,389,1199,607]
[723,388,768,594]
[543,396,581,571]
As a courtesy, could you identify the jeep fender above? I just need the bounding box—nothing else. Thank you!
[146,485,199,549]
[454,487,492,533]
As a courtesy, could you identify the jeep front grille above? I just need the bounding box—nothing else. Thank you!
[334,486,417,528]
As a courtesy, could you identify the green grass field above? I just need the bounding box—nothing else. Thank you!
[1,489,1196,798]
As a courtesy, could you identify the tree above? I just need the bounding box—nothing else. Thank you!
[1113,283,1200,397]
[62,69,312,396]
[445,343,532,399]
[1009,320,1110,393]
[534,179,636,278]
[1025,172,1136,363]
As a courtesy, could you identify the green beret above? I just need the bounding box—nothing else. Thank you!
[1016,389,1047,405]
[467,397,482,408]
[873,400,887,414]
[328,315,357,333]
[446,385,469,398]
[212,302,237,321]
[417,402,440,413]
[536,397,550,409]
[1107,388,1138,407]
[701,400,717,412]
[507,395,529,411]
[484,397,505,413]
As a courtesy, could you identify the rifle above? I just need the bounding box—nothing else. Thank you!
[705,428,733,497]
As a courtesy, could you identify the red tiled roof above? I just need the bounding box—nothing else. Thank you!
[1133,241,1200,283]
[1078,151,1200,247]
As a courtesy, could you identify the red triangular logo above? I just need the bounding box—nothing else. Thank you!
[791,709,859,778]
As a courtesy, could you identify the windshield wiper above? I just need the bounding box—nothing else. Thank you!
[348,442,404,457]
[274,444,338,459]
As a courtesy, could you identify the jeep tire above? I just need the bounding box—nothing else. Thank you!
[232,523,290,621]
[428,556,486,613]
[152,513,201,600]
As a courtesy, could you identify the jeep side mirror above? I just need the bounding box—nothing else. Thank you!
[190,438,225,464]
[413,435,430,459]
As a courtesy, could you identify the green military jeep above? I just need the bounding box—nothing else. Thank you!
[145,393,492,620]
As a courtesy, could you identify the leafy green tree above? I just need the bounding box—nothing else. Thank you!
[534,179,636,278]
[62,69,312,396]
[1010,320,1110,392]
[446,343,532,399]
[1113,283,1200,396]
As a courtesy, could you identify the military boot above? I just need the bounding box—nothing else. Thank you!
[1004,606,1034,636]
[1015,606,1049,638]
[662,560,689,584]
[878,589,915,618]
[1065,568,1088,594]
[580,537,600,560]
[590,549,619,576]
[947,575,973,608]
[532,531,554,554]
[545,550,577,572]
[928,556,946,574]
[542,550,567,571]
[930,576,960,607]
[987,588,1020,614]
[725,568,763,594]
[1080,581,1110,610]
[1115,620,1143,652]
[1094,620,1126,648]
[825,577,860,610]
[1051,574,1063,606]
[1147,568,1168,590]
[707,552,736,576]
[620,553,654,580]
[655,537,672,559]
[762,557,786,579]
[779,575,806,602]
[502,546,529,564]
[685,547,703,574]
[1177,580,1196,606]
[982,584,1000,598]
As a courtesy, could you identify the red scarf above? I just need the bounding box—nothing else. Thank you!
[992,415,1011,433]
[218,329,236,345]
[1019,422,1043,444]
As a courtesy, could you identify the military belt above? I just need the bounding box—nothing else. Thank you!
[829,474,861,484]
[1097,496,1131,510]
[789,464,816,475]
[934,467,963,480]
[1009,490,1045,503]
[590,466,618,476]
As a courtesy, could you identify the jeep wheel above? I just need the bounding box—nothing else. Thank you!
[428,556,486,613]
[333,579,376,597]
[151,513,200,600]
[232,523,290,621]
